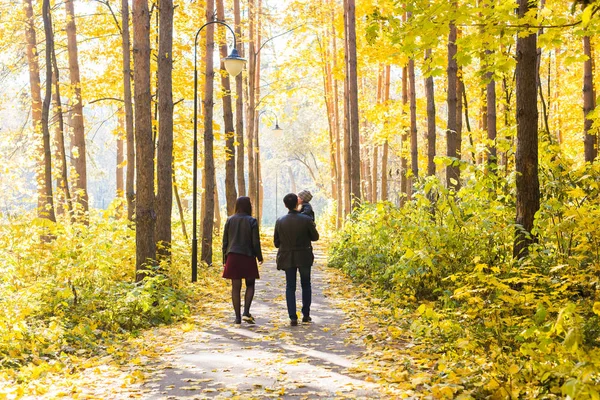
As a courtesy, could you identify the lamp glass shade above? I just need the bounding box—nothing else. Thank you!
[224,48,246,77]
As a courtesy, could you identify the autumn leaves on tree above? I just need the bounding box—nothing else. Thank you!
[17,0,600,271]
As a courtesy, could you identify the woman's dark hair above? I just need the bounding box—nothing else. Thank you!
[283,193,298,210]
[234,196,252,215]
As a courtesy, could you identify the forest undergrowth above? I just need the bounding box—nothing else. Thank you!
[0,204,227,397]
[329,145,600,399]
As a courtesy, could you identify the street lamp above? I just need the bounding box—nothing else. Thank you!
[192,20,246,283]
[255,109,282,226]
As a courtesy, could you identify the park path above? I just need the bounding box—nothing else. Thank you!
[138,247,388,399]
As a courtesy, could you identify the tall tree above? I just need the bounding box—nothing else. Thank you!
[133,0,156,279]
[40,0,56,223]
[446,14,460,190]
[514,0,540,258]
[381,65,390,201]
[425,49,436,177]
[234,0,246,197]
[247,0,257,211]
[331,2,342,225]
[23,0,46,217]
[409,57,418,183]
[51,38,72,216]
[400,65,408,201]
[156,0,174,259]
[486,50,498,166]
[217,0,237,215]
[583,35,597,162]
[65,0,88,220]
[201,0,216,265]
[117,115,124,200]
[344,0,361,208]
[372,65,383,203]
[254,0,263,223]
[342,45,351,215]
[122,0,135,221]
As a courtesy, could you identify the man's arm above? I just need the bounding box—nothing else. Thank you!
[274,220,280,248]
[308,220,319,242]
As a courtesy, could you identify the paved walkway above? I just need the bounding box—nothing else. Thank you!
[142,249,386,399]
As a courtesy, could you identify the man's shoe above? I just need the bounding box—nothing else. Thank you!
[290,319,298,326]
[302,316,312,323]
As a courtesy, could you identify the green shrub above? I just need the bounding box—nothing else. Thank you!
[328,155,600,397]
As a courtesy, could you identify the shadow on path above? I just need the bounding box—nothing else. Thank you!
[143,248,384,399]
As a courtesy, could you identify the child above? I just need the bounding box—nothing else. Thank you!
[297,190,315,221]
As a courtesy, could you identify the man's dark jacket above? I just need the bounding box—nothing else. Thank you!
[222,213,263,264]
[274,210,319,270]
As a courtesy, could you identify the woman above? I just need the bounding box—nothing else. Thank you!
[222,196,263,324]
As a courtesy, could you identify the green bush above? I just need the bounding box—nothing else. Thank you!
[328,154,600,397]
[0,213,190,370]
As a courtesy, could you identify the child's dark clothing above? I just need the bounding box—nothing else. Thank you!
[300,202,315,221]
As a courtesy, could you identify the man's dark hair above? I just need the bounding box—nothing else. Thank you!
[234,196,252,215]
[283,193,298,211]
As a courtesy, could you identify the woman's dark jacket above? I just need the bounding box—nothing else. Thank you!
[222,213,263,264]
[273,210,319,270]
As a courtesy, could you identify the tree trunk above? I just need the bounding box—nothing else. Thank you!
[322,34,337,200]
[133,0,156,279]
[425,49,436,177]
[254,0,263,223]
[331,3,342,226]
[117,114,124,199]
[409,57,418,183]
[173,173,188,239]
[372,65,383,203]
[381,65,390,200]
[51,40,72,217]
[514,0,540,258]
[65,0,88,220]
[288,165,297,193]
[343,60,351,215]
[23,0,46,216]
[40,0,56,223]
[446,18,460,190]
[234,0,246,197]
[247,0,256,211]
[345,0,361,209]
[214,172,221,235]
[217,0,237,215]
[372,144,378,202]
[201,0,216,265]
[584,35,597,162]
[400,65,408,203]
[122,0,135,221]
[487,65,498,165]
[156,0,173,260]
[456,64,463,189]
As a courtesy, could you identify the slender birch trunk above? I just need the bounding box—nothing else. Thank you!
[65,0,88,220]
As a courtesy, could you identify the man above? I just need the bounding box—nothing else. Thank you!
[274,193,320,326]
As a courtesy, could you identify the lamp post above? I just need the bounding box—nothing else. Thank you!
[255,109,282,226]
[192,20,245,283]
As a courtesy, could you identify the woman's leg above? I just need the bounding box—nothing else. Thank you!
[231,279,242,322]
[243,278,256,317]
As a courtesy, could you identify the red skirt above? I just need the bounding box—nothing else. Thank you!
[223,253,260,280]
